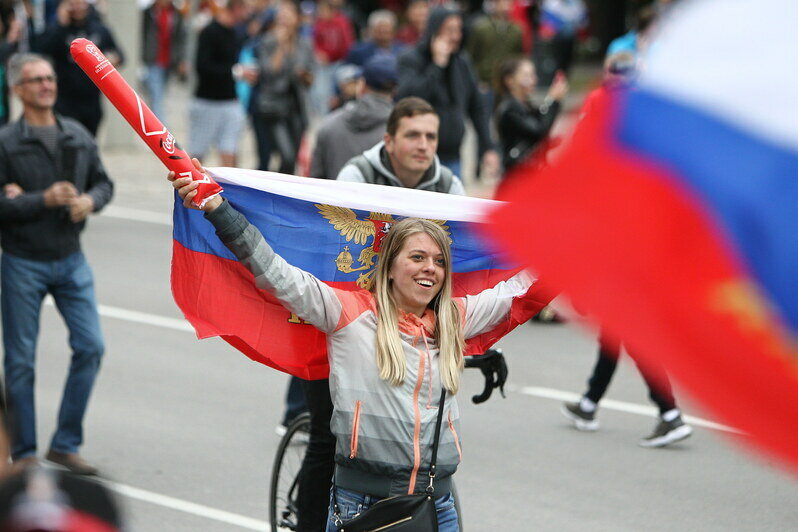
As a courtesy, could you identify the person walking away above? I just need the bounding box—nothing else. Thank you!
[560,51,692,448]
[562,331,693,447]
[0,53,113,475]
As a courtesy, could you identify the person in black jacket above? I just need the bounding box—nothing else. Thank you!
[0,53,113,476]
[188,0,249,167]
[494,56,567,175]
[397,6,499,181]
[34,0,124,136]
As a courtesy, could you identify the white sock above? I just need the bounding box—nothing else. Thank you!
[661,408,680,422]
[579,397,597,413]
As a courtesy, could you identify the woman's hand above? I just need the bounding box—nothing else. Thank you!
[167,158,223,212]
[547,71,570,102]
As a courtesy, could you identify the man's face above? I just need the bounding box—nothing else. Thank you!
[65,0,89,23]
[371,20,395,48]
[384,113,439,178]
[14,61,57,112]
[493,0,512,17]
[437,15,462,49]
[407,1,429,29]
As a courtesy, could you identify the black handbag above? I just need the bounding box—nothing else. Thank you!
[332,389,447,532]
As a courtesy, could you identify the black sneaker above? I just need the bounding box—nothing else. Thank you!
[561,401,599,431]
[639,416,693,448]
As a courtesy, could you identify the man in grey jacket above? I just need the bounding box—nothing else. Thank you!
[0,54,113,475]
[337,96,465,195]
[310,53,398,180]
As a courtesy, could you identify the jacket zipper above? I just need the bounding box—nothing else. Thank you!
[448,411,462,460]
[407,334,427,494]
[349,400,362,459]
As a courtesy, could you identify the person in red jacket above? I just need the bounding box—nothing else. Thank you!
[311,0,355,116]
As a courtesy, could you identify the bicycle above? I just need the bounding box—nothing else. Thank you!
[268,348,507,531]
[269,411,311,531]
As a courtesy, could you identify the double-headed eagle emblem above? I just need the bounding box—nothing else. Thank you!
[316,204,450,288]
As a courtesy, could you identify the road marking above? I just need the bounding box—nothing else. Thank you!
[97,304,194,332]
[45,296,742,435]
[102,205,172,225]
[43,296,194,333]
[100,479,268,531]
[508,384,741,434]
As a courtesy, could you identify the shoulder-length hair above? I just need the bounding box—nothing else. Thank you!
[366,218,465,393]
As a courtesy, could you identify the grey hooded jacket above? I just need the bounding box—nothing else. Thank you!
[310,93,394,179]
[205,199,540,496]
[336,142,466,195]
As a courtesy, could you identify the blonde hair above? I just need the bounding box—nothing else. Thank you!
[366,218,465,393]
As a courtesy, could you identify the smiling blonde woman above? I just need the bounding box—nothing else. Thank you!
[170,161,548,531]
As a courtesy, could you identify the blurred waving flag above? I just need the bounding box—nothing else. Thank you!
[172,169,552,380]
[488,0,798,472]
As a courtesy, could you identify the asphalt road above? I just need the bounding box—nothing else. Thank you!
[18,142,796,532]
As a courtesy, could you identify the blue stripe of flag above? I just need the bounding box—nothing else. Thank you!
[616,89,798,332]
[172,183,512,281]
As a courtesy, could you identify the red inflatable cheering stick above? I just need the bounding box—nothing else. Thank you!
[69,38,222,207]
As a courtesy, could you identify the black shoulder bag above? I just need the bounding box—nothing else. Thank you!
[332,389,448,532]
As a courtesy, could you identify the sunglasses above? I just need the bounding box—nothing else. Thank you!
[18,74,57,85]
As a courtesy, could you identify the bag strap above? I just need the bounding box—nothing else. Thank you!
[333,388,448,524]
[426,388,448,494]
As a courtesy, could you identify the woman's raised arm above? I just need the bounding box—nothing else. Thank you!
[167,160,344,333]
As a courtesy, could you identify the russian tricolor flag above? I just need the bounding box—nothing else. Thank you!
[489,0,798,473]
[172,169,551,380]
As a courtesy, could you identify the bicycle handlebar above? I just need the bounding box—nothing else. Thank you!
[464,348,508,404]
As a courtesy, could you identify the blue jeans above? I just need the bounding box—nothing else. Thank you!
[326,486,459,532]
[2,252,104,459]
[143,64,168,122]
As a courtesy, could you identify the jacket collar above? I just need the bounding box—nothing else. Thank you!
[398,307,437,337]
[15,114,75,144]
[373,142,442,190]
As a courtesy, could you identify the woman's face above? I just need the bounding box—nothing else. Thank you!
[276,2,299,29]
[508,60,536,97]
[389,232,445,317]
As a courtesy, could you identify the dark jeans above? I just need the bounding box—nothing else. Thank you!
[252,113,304,174]
[282,375,307,426]
[584,333,676,414]
[297,378,336,532]
[2,252,104,459]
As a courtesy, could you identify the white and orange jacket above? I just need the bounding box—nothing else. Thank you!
[207,200,548,497]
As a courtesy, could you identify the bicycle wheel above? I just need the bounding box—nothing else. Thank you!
[269,412,311,532]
